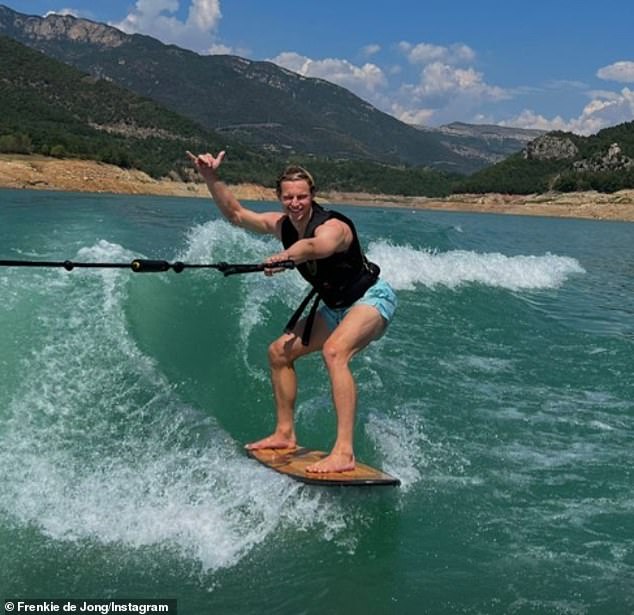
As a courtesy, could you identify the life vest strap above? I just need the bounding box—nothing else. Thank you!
[284,288,321,346]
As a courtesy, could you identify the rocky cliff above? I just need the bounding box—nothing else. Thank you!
[573,142,634,172]
[0,6,125,47]
[523,135,579,160]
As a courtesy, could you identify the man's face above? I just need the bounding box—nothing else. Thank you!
[280,179,312,226]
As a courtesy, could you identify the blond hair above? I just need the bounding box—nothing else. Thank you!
[275,165,316,198]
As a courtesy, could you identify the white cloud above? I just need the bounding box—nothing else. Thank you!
[543,79,588,91]
[597,61,634,83]
[587,89,624,100]
[385,41,509,125]
[400,41,475,65]
[187,0,220,30]
[398,41,443,63]
[271,52,387,94]
[361,44,381,57]
[389,104,435,126]
[412,62,507,100]
[45,8,79,17]
[269,40,508,127]
[111,0,226,54]
[206,43,233,55]
[502,88,634,135]
[500,110,572,132]
[582,87,634,126]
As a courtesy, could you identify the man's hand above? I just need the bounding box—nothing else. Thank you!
[186,150,226,180]
[264,251,293,276]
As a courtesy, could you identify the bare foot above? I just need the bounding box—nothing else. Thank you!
[306,451,355,473]
[245,433,297,451]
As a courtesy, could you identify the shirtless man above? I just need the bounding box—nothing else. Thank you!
[188,150,397,473]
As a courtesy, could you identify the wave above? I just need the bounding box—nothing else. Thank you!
[0,238,381,573]
[177,219,585,301]
[0,222,589,574]
[368,241,585,291]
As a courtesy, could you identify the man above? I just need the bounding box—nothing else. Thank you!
[187,150,397,473]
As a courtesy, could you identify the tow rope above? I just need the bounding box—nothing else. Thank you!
[0,258,295,277]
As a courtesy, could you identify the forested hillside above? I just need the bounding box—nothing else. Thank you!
[453,122,634,194]
[0,36,459,196]
[0,35,278,182]
[0,5,474,173]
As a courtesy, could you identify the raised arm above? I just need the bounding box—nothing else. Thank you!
[186,151,283,236]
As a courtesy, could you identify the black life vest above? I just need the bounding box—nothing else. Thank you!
[281,202,380,344]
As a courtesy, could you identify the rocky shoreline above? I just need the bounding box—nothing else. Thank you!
[2,154,634,221]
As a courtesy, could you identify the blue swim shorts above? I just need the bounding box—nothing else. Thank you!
[319,279,397,332]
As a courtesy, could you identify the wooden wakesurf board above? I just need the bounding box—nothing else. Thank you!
[247,446,400,487]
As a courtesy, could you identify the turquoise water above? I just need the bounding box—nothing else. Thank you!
[0,188,632,614]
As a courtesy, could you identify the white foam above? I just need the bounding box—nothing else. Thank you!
[182,219,269,264]
[0,275,20,311]
[0,238,368,572]
[2,440,306,571]
[367,241,585,291]
[364,406,436,491]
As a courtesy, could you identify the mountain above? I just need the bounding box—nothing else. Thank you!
[0,4,481,174]
[0,34,273,182]
[0,35,463,196]
[452,122,634,194]
[430,122,545,165]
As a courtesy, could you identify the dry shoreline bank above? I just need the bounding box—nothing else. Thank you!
[2,154,634,222]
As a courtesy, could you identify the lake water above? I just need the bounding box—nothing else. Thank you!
[1,188,632,613]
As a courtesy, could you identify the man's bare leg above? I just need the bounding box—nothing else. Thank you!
[306,305,385,473]
[245,345,297,450]
[307,360,357,471]
[246,316,329,450]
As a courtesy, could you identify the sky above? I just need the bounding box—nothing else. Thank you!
[4,0,634,134]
